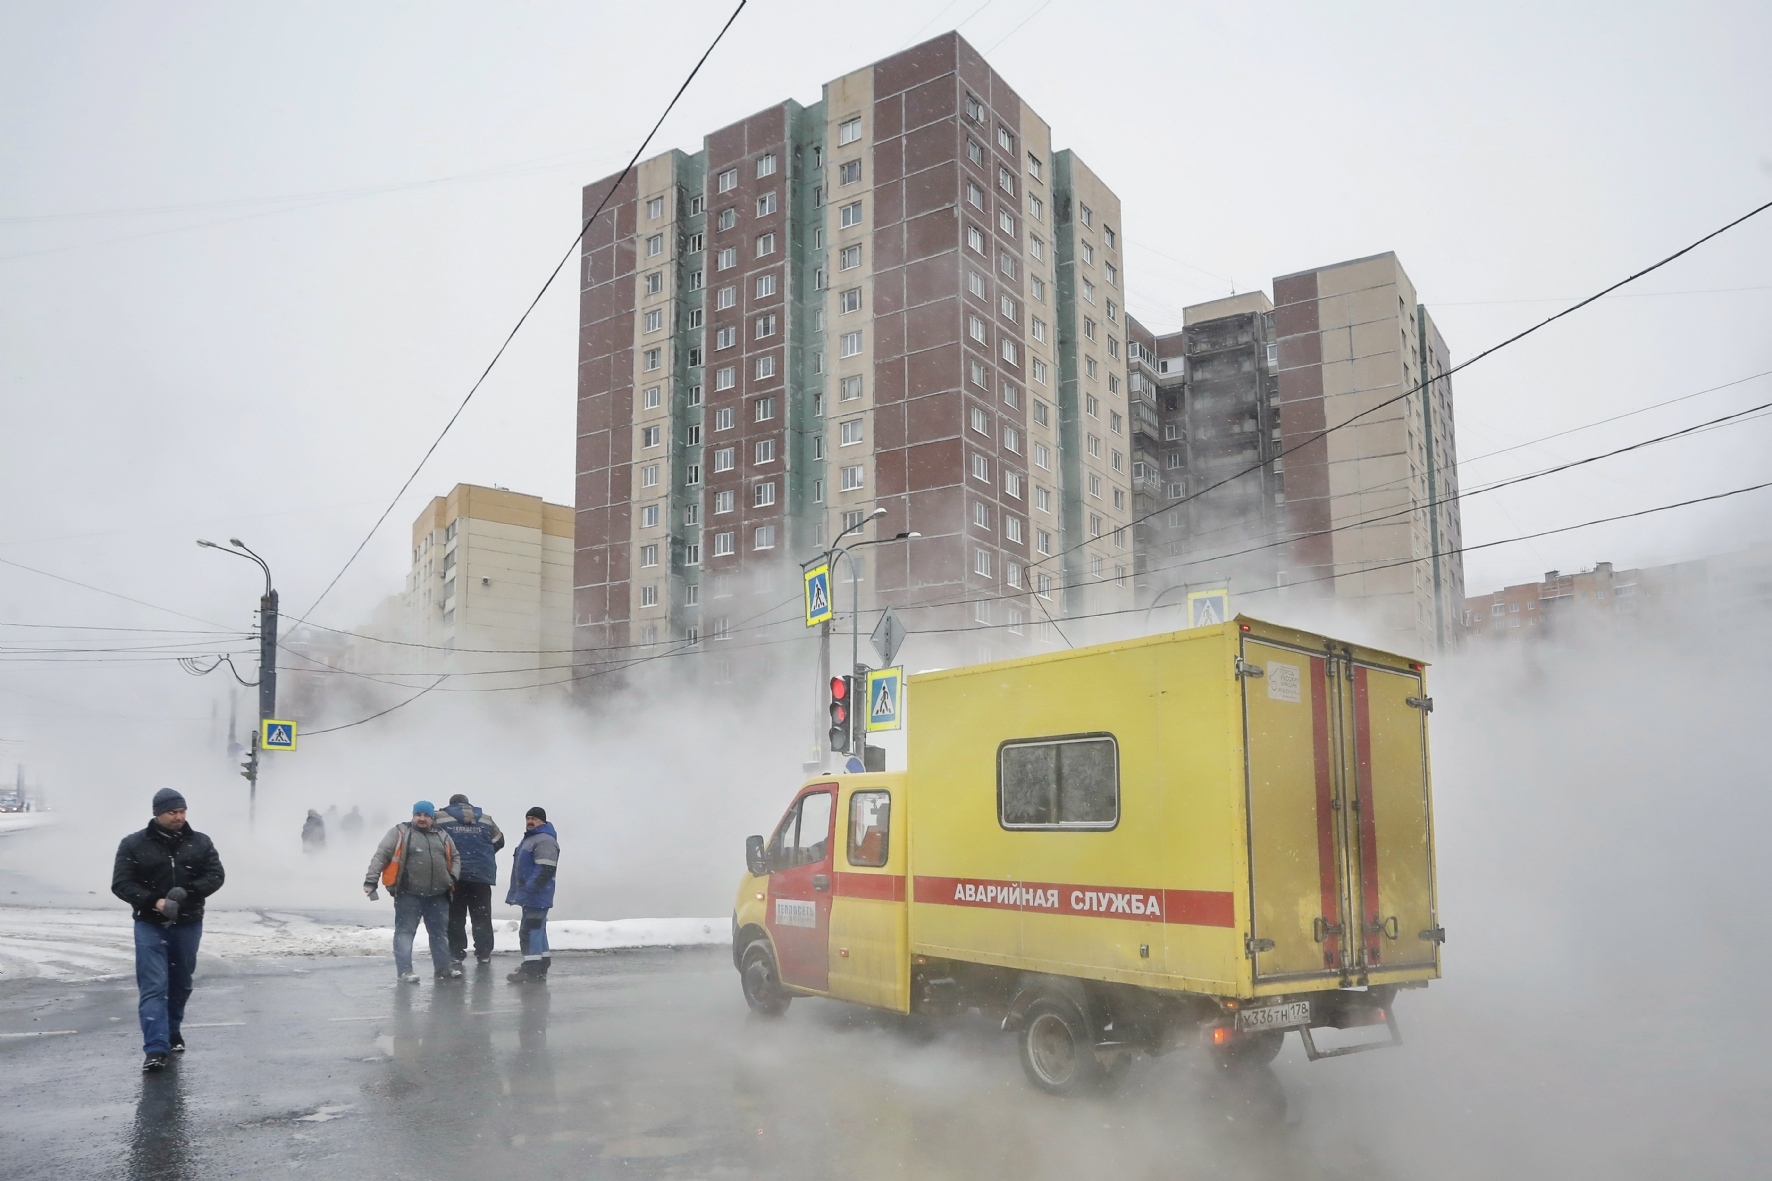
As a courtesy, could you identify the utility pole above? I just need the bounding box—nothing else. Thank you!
[198,538,276,825]
[814,509,919,773]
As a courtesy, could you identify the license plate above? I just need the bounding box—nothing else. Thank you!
[1237,1001,1311,1032]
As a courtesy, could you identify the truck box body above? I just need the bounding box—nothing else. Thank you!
[738,616,1440,1023]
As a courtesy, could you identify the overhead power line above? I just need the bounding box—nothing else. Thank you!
[299,0,749,625]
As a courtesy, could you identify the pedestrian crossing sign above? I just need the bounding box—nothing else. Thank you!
[261,719,297,751]
[1187,588,1230,628]
[804,562,833,627]
[865,666,903,732]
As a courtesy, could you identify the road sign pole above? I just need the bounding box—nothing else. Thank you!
[815,619,832,772]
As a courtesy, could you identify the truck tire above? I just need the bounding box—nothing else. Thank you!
[1018,996,1109,1096]
[1208,1029,1283,1068]
[739,939,790,1017]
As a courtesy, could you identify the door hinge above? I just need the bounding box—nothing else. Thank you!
[1419,926,1447,944]
[1234,656,1265,679]
[1406,695,1434,712]
[1312,917,1344,943]
[1244,934,1276,957]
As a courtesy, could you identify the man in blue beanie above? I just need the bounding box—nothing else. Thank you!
[505,807,559,983]
[112,788,225,1072]
[364,801,460,983]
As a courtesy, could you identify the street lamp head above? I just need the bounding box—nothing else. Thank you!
[228,538,246,549]
[196,539,218,549]
[869,507,887,518]
[897,532,922,540]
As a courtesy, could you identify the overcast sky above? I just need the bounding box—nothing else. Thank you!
[2,0,1768,689]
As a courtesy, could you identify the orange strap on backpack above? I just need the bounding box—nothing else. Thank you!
[380,825,411,888]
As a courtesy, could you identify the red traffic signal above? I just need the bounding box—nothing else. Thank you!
[829,675,854,753]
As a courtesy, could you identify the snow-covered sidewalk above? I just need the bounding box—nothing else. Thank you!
[0,907,727,983]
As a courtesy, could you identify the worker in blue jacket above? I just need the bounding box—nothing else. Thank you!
[505,807,559,983]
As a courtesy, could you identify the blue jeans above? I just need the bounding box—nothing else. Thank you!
[392,892,453,975]
[134,920,202,1055]
[519,907,550,958]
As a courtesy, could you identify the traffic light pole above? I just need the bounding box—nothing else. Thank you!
[198,538,276,827]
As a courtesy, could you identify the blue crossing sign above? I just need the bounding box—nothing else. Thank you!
[804,562,833,627]
[261,719,297,751]
[865,667,903,733]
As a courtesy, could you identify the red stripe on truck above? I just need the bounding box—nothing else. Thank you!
[1310,656,1343,968]
[1352,666,1383,964]
[913,875,1235,928]
[833,872,905,901]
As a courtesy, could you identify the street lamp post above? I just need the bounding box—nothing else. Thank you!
[812,510,920,771]
[198,538,277,821]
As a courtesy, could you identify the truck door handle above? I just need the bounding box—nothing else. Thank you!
[1313,917,1343,943]
[813,874,830,892]
[1367,915,1399,939]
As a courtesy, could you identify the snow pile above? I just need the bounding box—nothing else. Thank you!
[0,814,57,839]
[0,906,727,983]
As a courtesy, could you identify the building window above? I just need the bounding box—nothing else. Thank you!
[972,453,989,482]
[840,464,865,491]
[839,201,863,228]
[756,152,777,178]
[685,464,701,485]
[640,585,659,608]
[1083,279,1096,304]
[967,225,985,253]
[999,252,1017,279]
[837,115,864,145]
[1031,275,1045,302]
[1086,393,1099,417]
[840,287,863,314]
[1034,442,1050,470]
[754,438,776,464]
[967,138,984,165]
[1001,338,1019,365]
[755,313,777,339]
[640,504,659,528]
[966,93,984,122]
[838,159,861,186]
[647,195,665,220]
[642,425,661,448]
[841,331,863,357]
[813,479,824,503]
[1036,486,1051,513]
[998,165,1015,195]
[713,531,735,557]
[1078,203,1093,229]
[1087,435,1101,458]
[756,232,776,257]
[969,314,987,343]
[1029,194,1043,222]
[714,447,735,472]
[1030,316,1047,343]
[1002,380,1020,408]
[689,270,703,291]
[717,168,737,193]
[1005,471,1022,498]
[967,181,985,209]
[997,125,1013,151]
[1089,513,1102,537]
[684,503,699,525]
[1081,241,1094,266]
[970,405,989,434]
[718,208,737,231]
[714,490,734,513]
[975,549,993,578]
[686,232,703,253]
[754,397,777,422]
[752,524,776,550]
[714,406,735,430]
[756,191,777,216]
[754,481,776,508]
[1005,516,1023,543]
[640,544,659,568]
[1109,410,1123,435]
[1036,528,1051,554]
[688,309,703,330]
[684,545,700,568]
[840,419,864,446]
[756,273,777,297]
[1032,359,1048,385]
[715,326,736,349]
[644,385,662,410]
[755,355,776,379]
[647,233,664,257]
[840,374,863,401]
[642,464,660,488]
[1085,356,1098,379]
[1111,450,1124,473]
[1003,425,1021,453]
[643,348,661,371]
[968,270,987,297]
[645,271,664,295]
[715,285,737,310]
[812,434,824,459]
[1103,225,1116,249]
[840,244,862,270]
[1106,263,1118,288]
[716,247,736,270]
[999,210,1015,235]
[644,309,663,333]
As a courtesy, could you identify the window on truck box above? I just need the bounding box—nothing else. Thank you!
[847,790,891,866]
[998,734,1119,829]
[767,790,834,871]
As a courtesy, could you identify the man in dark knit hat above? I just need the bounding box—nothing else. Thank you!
[505,807,559,983]
[111,788,225,1073]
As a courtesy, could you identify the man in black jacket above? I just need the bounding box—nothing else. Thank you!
[111,788,225,1073]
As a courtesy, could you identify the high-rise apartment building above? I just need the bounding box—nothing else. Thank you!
[1272,252,1462,651]
[573,33,1134,677]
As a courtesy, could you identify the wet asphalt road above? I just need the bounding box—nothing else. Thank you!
[1,948,1765,1180]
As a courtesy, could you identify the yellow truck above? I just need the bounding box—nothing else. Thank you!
[733,617,1443,1093]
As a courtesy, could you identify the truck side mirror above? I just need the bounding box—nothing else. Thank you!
[745,834,768,877]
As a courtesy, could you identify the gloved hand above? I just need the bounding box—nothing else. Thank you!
[160,886,188,922]
[364,883,379,900]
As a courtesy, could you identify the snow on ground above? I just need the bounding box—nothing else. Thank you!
[0,907,726,983]
[0,814,57,839]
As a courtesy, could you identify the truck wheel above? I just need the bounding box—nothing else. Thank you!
[1208,1030,1283,1068]
[739,939,790,1017]
[1018,997,1106,1096]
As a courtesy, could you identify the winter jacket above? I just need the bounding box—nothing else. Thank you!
[505,822,559,910]
[364,822,459,897]
[301,815,325,846]
[111,820,226,926]
[437,804,505,885]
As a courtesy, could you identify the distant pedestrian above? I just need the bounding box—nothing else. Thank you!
[340,805,364,837]
[301,809,325,854]
[505,807,559,984]
[111,789,225,1073]
[437,793,505,967]
[364,801,460,984]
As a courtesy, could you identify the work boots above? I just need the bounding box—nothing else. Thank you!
[505,957,551,984]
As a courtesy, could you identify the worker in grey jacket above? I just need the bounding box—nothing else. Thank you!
[363,801,460,983]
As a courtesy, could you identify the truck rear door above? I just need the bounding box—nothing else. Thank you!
[765,785,836,992]
[1347,660,1439,973]
[1241,639,1349,982]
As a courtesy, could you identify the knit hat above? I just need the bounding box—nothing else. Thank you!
[526,806,547,822]
[152,788,187,815]
[448,793,469,806]
[412,800,437,816]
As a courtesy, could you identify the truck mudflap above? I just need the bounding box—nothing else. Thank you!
[1211,990,1405,1061]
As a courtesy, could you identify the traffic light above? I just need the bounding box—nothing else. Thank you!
[828,675,854,753]
[240,748,258,783]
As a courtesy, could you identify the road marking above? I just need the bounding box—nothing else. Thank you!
[183,1021,245,1028]
[0,1030,77,1038]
